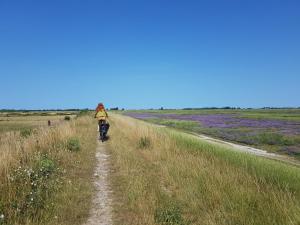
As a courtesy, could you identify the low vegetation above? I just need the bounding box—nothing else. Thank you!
[108,114,300,225]
[125,109,300,157]
[0,115,97,225]
[0,112,78,133]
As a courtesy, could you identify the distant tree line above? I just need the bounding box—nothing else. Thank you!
[109,107,125,111]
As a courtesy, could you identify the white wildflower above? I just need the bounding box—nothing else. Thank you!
[0,214,4,219]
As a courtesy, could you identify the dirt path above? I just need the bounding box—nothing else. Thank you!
[155,124,300,167]
[191,132,300,167]
[85,141,113,225]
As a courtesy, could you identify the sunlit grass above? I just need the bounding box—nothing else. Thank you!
[0,114,97,225]
[0,113,77,133]
[109,114,300,225]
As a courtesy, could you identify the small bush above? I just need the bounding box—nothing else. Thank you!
[154,203,184,225]
[38,156,56,176]
[138,137,151,149]
[255,133,294,146]
[64,116,71,121]
[67,138,81,152]
[20,128,33,138]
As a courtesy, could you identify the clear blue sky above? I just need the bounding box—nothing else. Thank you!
[0,0,299,109]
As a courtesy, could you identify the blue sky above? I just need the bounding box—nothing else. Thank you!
[0,0,299,109]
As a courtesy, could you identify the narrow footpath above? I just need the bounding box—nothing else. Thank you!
[191,132,300,167]
[85,141,113,225]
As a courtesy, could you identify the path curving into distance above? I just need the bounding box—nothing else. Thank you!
[84,141,113,225]
[192,132,300,167]
[156,124,300,167]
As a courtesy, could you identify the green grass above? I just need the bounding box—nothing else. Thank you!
[146,118,200,131]
[173,132,300,195]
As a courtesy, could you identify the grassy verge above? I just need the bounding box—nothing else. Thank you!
[108,114,300,225]
[0,115,97,225]
[140,118,300,158]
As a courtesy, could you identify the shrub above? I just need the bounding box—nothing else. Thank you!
[138,137,151,149]
[20,128,33,138]
[154,202,185,225]
[67,138,80,152]
[255,133,294,146]
[38,156,56,176]
[64,116,71,121]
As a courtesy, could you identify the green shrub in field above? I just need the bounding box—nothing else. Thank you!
[38,156,56,176]
[64,115,71,121]
[154,202,185,225]
[20,128,33,138]
[67,137,81,152]
[255,132,294,146]
[138,137,151,149]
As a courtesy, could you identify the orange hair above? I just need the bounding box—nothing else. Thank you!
[96,103,105,112]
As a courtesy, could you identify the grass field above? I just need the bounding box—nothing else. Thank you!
[0,112,97,225]
[108,113,300,225]
[125,109,300,157]
[0,112,78,133]
[2,111,300,225]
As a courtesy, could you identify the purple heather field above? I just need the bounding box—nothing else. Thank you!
[126,112,300,156]
[127,113,300,135]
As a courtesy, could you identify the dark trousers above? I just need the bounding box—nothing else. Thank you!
[98,120,110,133]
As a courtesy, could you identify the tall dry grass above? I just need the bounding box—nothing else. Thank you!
[0,115,97,225]
[108,114,300,225]
[0,114,77,133]
[0,121,74,175]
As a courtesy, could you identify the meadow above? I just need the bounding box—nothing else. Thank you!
[125,109,300,158]
[1,110,300,225]
[0,111,97,225]
[108,114,300,225]
[0,111,78,133]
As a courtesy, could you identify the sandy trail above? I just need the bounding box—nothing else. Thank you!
[85,141,113,225]
[192,133,300,166]
[156,124,300,167]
